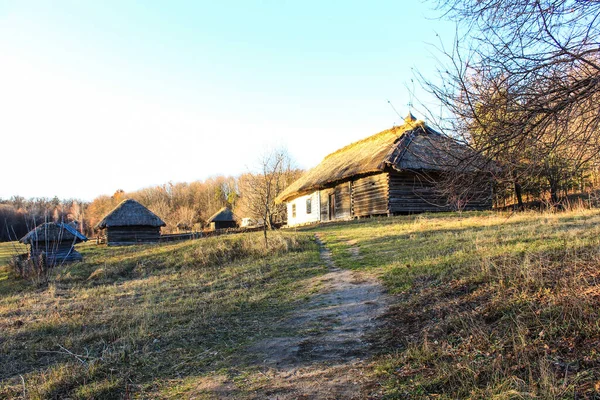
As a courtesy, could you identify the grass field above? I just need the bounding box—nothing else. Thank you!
[309,210,600,398]
[2,210,600,398]
[0,232,326,399]
[0,241,27,265]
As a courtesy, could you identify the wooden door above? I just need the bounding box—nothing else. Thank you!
[328,193,336,220]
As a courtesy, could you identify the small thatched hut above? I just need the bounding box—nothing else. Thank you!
[95,199,166,246]
[206,207,237,230]
[276,114,492,226]
[20,222,88,264]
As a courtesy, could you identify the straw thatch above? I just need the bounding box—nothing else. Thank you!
[206,207,237,230]
[20,222,88,244]
[95,199,166,229]
[207,207,236,223]
[20,222,88,264]
[277,117,475,203]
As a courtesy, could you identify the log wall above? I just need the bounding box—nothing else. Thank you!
[292,170,492,223]
[388,171,448,213]
[351,173,390,217]
[387,171,492,213]
[29,242,83,264]
[210,221,237,231]
[320,182,352,221]
[106,226,161,246]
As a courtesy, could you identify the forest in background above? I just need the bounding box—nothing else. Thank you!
[0,166,303,242]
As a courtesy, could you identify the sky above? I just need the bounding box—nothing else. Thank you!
[0,0,455,201]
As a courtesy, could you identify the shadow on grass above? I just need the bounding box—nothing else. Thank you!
[369,243,600,398]
[0,266,29,297]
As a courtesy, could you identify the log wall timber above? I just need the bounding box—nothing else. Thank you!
[387,171,448,213]
[29,242,83,264]
[210,221,237,231]
[319,190,328,221]
[319,182,352,221]
[387,171,492,213]
[293,170,491,223]
[351,173,389,217]
[106,226,161,246]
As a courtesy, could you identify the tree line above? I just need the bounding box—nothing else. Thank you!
[0,197,84,242]
[1,155,302,242]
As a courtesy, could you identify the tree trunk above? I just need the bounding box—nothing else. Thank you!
[514,181,524,210]
[263,224,268,249]
[549,178,559,205]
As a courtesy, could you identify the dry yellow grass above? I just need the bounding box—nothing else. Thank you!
[307,209,600,398]
[3,210,600,398]
[0,241,26,265]
[0,232,325,399]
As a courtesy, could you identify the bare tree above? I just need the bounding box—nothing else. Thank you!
[238,148,298,247]
[175,206,197,231]
[419,0,600,207]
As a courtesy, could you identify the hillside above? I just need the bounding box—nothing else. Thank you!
[312,210,600,398]
[2,210,600,398]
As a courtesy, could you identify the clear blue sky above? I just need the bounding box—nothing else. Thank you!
[0,0,455,201]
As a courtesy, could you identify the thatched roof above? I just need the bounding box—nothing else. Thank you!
[276,116,477,203]
[207,207,236,223]
[95,199,166,229]
[20,222,88,244]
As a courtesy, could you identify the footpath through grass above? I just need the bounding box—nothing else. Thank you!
[307,209,600,398]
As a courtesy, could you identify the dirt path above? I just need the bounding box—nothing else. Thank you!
[240,233,390,399]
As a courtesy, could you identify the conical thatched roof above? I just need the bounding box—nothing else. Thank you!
[276,118,475,203]
[95,199,166,229]
[20,222,88,244]
[207,207,236,223]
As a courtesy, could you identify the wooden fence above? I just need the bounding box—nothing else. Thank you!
[94,226,268,246]
[159,232,202,242]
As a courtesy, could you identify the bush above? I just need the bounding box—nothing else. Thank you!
[9,253,51,287]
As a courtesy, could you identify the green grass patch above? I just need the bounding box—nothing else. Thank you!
[0,241,27,265]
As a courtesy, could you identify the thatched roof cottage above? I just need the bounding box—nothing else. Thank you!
[276,114,492,226]
[206,207,237,230]
[95,199,166,246]
[20,222,88,264]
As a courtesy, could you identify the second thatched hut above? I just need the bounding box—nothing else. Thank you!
[95,199,166,246]
[206,207,237,230]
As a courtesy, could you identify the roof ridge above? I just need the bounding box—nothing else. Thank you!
[275,119,463,203]
[381,130,418,169]
[323,120,423,161]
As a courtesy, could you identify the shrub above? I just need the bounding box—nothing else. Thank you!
[9,253,52,287]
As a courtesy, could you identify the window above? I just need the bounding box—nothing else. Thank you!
[306,198,312,214]
[291,203,296,218]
